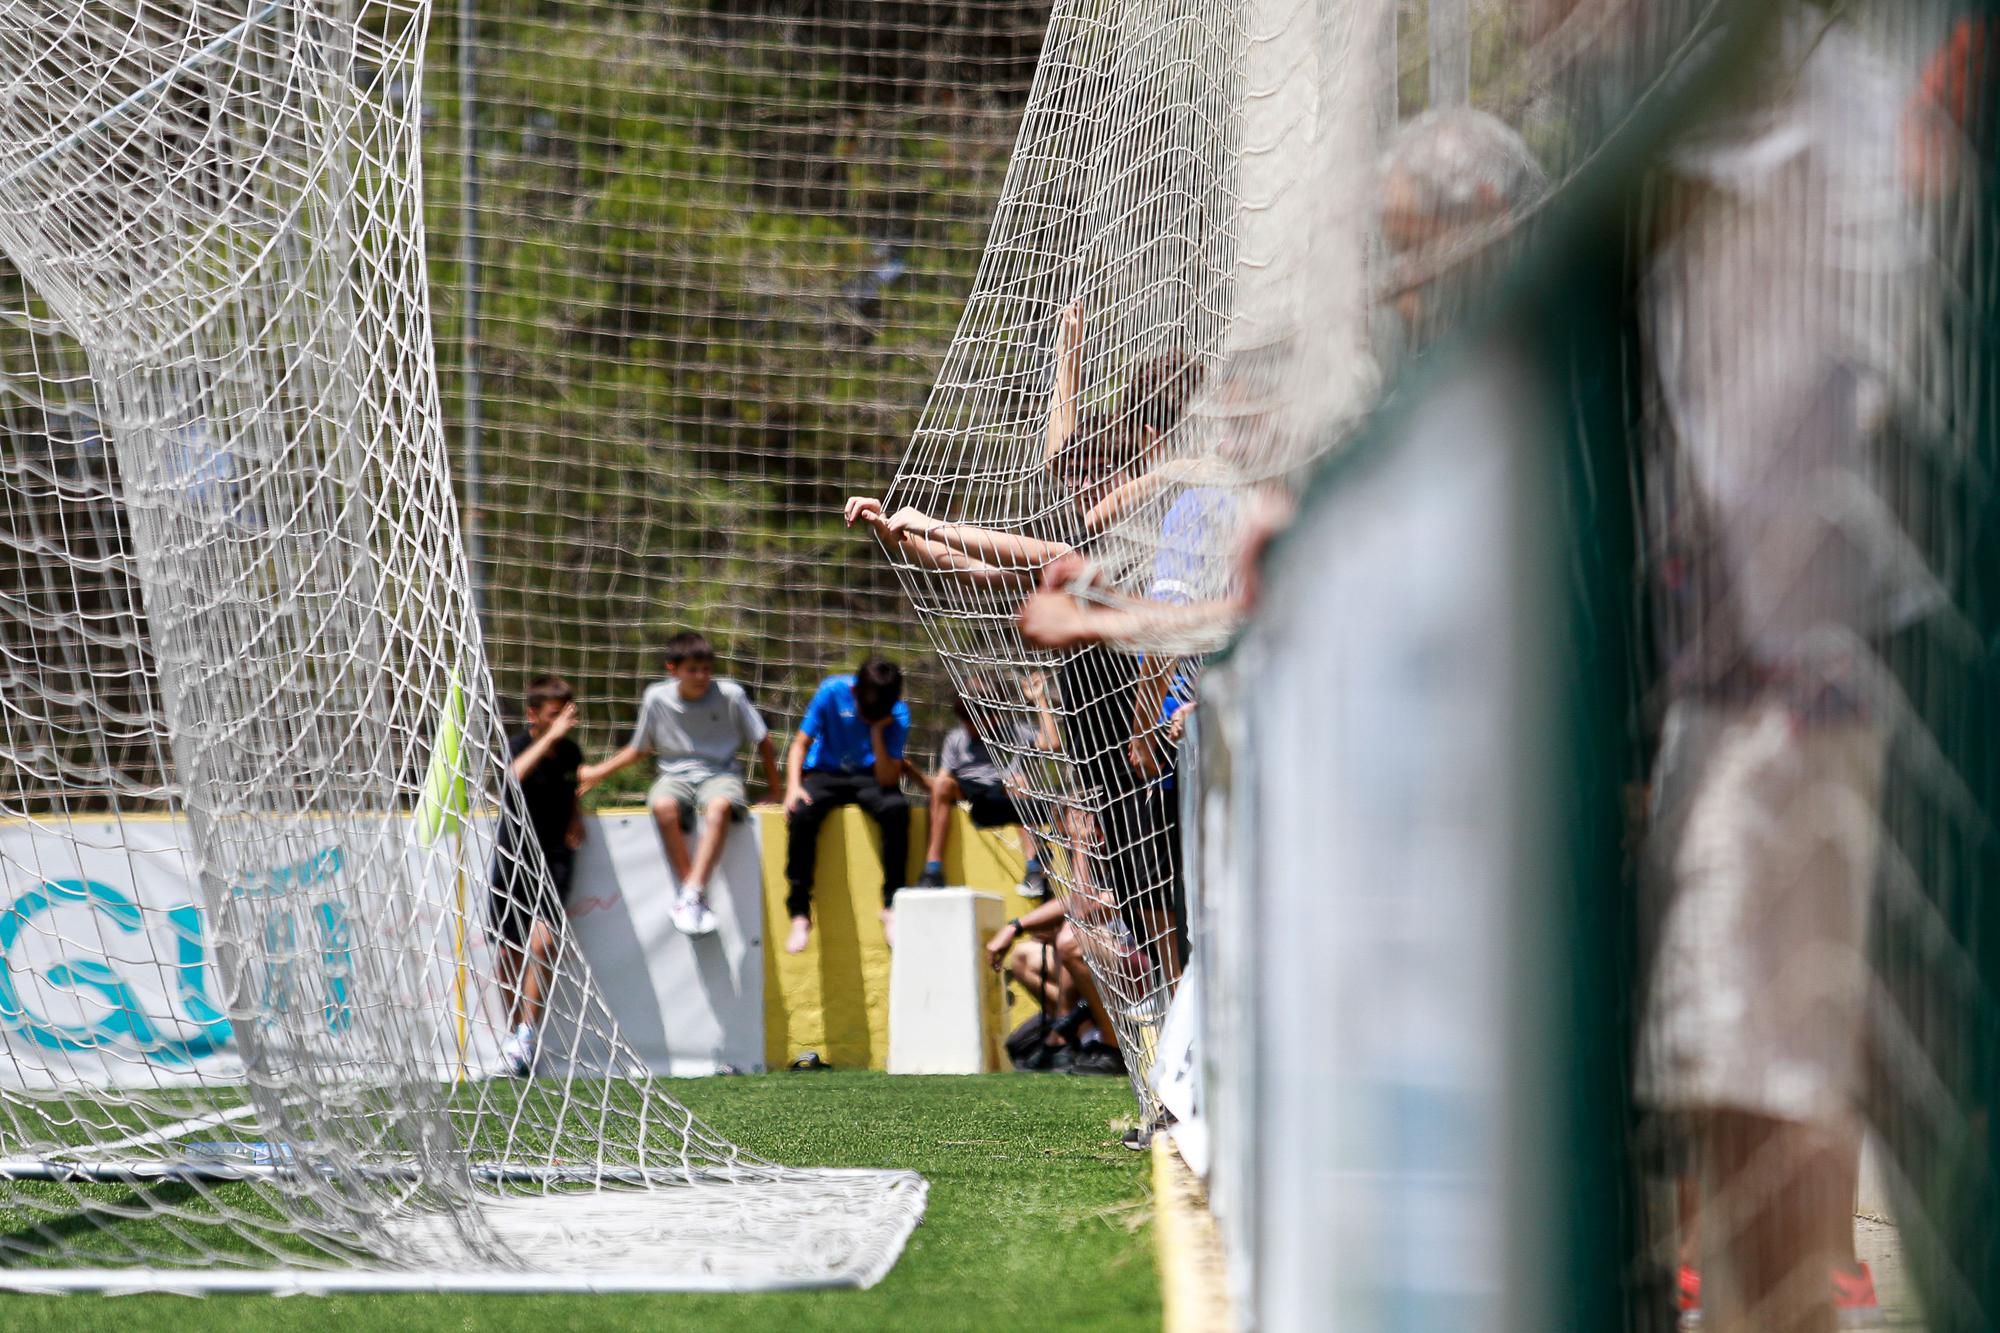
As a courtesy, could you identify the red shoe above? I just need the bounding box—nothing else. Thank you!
[1677,1262,1879,1329]
[1678,1264,1703,1328]
[1833,1261,1882,1328]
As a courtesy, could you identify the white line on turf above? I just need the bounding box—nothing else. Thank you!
[67,1103,260,1158]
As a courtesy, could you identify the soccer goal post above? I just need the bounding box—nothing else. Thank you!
[0,0,922,1292]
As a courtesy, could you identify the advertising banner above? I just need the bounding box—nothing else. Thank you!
[0,811,763,1089]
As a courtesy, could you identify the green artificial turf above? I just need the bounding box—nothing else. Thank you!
[0,1072,1160,1332]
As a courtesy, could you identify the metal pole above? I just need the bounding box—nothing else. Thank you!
[1428,0,1469,109]
[1375,0,1399,140]
[456,0,485,619]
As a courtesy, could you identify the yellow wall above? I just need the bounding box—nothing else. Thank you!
[755,804,1045,1071]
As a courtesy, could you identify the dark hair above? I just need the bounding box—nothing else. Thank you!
[951,693,975,726]
[853,657,904,721]
[524,674,574,711]
[1048,412,1126,494]
[664,631,715,666]
[1124,352,1203,437]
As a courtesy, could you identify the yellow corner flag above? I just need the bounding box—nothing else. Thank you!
[415,677,468,846]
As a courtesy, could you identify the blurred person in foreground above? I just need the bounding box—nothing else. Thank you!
[1635,8,1968,1328]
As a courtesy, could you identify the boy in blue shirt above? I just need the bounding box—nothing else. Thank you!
[782,657,912,953]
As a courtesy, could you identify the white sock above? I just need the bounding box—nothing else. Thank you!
[683,880,705,902]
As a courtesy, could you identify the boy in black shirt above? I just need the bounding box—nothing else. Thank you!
[492,674,584,1076]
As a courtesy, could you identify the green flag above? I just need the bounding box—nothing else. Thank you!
[415,677,467,845]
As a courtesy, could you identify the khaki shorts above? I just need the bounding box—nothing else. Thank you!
[648,773,750,831]
[1638,698,1886,1125]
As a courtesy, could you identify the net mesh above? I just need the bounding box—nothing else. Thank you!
[0,0,921,1290]
[426,0,1048,784]
[884,4,2000,1328]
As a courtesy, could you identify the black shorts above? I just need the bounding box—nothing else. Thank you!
[1099,784,1181,920]
[489,844,574,951]
[959,776,1020,829]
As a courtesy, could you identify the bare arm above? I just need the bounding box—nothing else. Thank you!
[577,741,645,793]
[986,893,1073,970]
[1127,659,1176,779]
[1019,587,1242,654]
[897,534,1040,589]
[513,704,579,783]
[884,509,1074,571]
[868,718,902,789]
[784,731,812,813]
[844,496,1041,588]
[1044,300,1084,463]
[1022,672,1061,751]
[1081,454,1218,534]
[1082,465,1170,535]
[757,735,782,799]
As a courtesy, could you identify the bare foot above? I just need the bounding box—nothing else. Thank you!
[879,908,895,949]
[784,915,811,955]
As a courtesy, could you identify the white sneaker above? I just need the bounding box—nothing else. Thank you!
[684,883,719,936]
[501,1026,531,1078]
[517,1022,539,1072]
[671,884,713,936]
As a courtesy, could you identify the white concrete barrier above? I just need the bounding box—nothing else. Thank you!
[545,809,765,1077]
[886,889,1006,1074]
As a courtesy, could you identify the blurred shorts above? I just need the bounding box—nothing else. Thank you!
[1637,697,1886,1126]
[648,773,750,831]
[489,844,574,952]
[957,775,1020,829]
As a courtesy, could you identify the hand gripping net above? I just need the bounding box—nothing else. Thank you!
[0,0,921,1292]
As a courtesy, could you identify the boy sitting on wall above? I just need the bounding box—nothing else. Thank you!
[580,632,780,936]
[917,691,1051,899]
[782,656,912,953]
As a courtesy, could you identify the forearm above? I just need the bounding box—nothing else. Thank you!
[786,733,808,791]
[1019,896,1068,932]
[1083,470,1166,535]
[757,738,782,795]
[1045,337,1081,461]
[898,535,1036,589]
[590,743,646,776]
[929,522,1071,571]
[871,746,901,789]
[510,733,559,782]
[1020,588,1242,654]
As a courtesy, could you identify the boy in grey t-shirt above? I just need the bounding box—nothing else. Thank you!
[580,632,781,935]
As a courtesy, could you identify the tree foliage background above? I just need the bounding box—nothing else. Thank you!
[424,0,1051,795]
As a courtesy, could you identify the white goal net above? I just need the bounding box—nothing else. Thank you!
[0,0,922,1292]
[877,0,1389,1114]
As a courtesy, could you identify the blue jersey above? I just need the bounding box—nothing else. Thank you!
[800,675,910,773]
[1150,487,1239,605]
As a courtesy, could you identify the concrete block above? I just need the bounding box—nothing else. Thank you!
[887,889,1006,1074]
